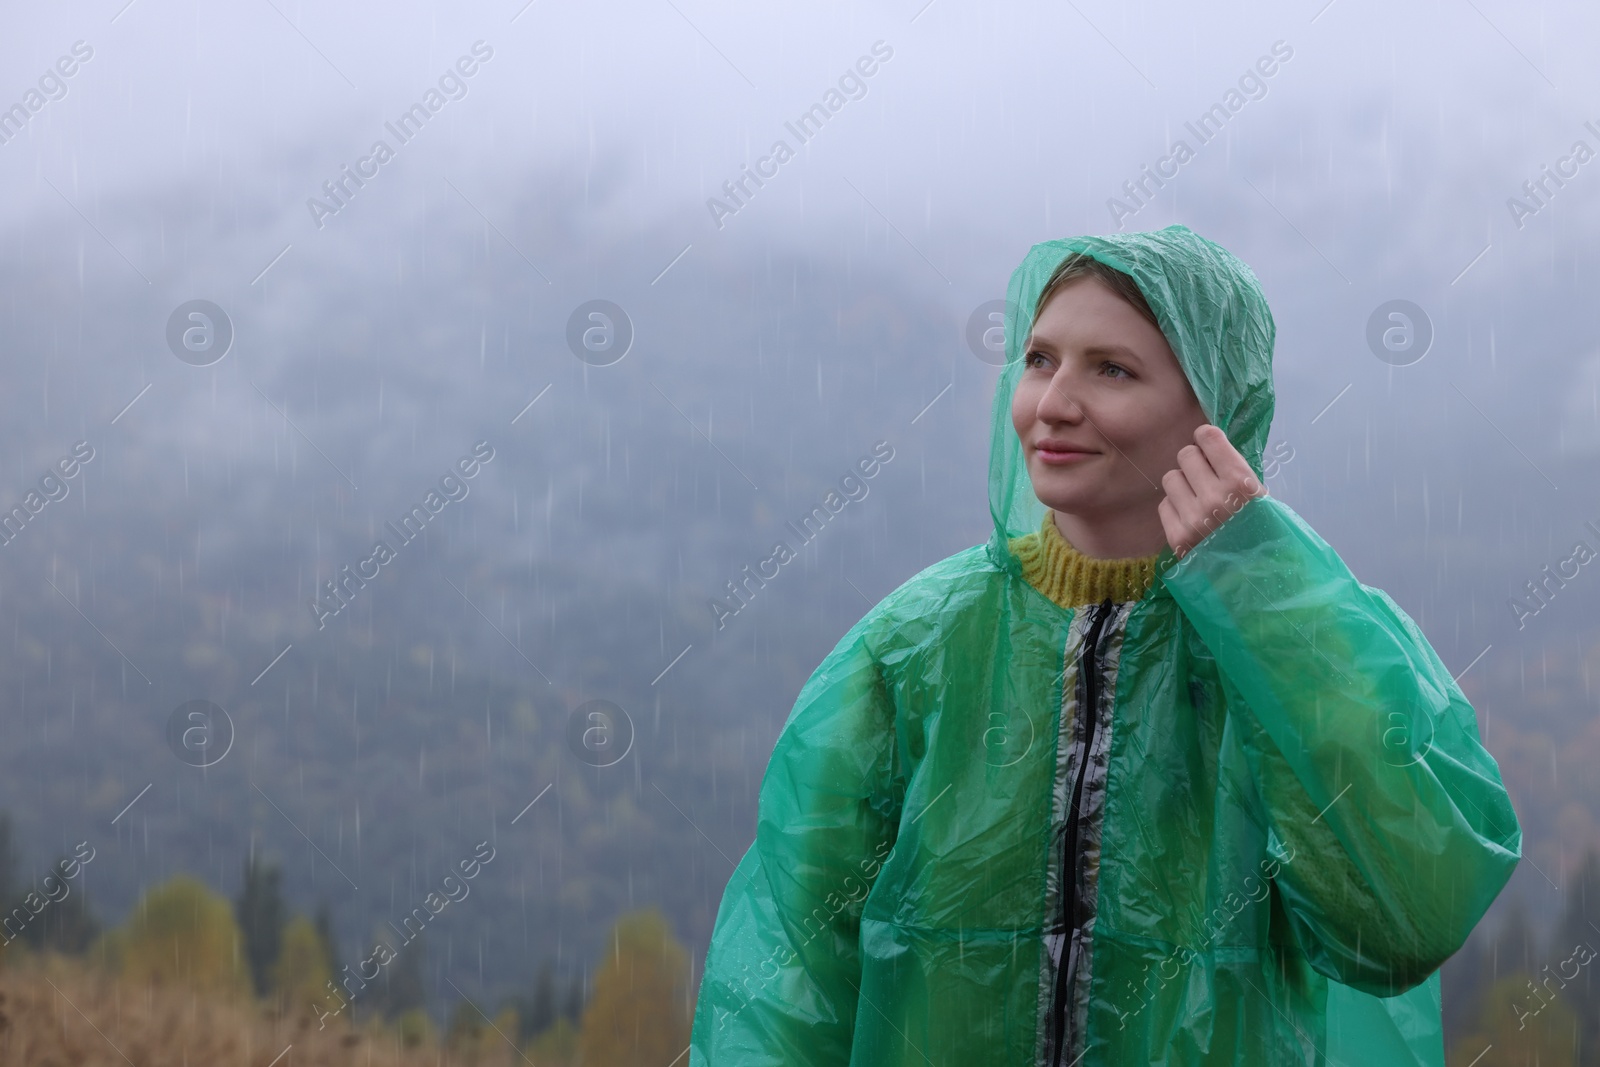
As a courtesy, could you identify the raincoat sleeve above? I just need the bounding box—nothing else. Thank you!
[1158,494,1521,997]
[689,611,902,1066]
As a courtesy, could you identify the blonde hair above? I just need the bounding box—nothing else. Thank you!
[1031,252,1162,334]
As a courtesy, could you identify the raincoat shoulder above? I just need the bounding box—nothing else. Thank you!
[686,539,1005,1067]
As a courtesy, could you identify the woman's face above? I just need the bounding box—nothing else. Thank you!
[1011,274,1210,556]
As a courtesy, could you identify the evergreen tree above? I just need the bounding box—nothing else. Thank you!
[235,852,284,998]
[15,854,100,953]
[514,959,557,1042]
[312,901,342,987]
[0,813,16,906]
[373,930,427,1020]
[563,967,586,1024]
[0,813,17,958]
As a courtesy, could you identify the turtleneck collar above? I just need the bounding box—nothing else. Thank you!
[1008,510,1161,609]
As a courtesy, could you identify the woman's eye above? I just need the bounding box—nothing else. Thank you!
[1102,362,1130,378]
[1024,352,1046,368]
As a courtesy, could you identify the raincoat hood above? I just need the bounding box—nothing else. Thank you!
[988,224,1277,570]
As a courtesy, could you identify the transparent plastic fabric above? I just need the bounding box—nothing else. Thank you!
[688,225,1520,1065]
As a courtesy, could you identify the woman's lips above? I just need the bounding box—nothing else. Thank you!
[1035,446,1097,465]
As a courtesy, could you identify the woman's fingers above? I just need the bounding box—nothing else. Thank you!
[1160,425,1267,557]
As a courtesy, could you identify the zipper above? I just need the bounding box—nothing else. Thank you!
[1048,595,1115,1067]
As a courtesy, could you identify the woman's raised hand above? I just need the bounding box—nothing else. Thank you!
[1157,424,1268,560]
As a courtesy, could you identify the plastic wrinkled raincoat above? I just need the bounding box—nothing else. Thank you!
[688,224,1521,1065]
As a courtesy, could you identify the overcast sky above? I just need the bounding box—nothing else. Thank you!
[4,0,1597,405]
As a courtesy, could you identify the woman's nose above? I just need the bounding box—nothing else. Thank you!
[1038,369,1085,422]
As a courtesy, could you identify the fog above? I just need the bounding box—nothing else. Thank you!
[0,0,1595,1054]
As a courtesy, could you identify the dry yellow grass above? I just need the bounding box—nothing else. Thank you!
[0,951,537,1067]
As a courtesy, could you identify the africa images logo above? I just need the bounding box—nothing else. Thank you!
[0,441,96,549]
[306,40,494,229]
[1106,40,1293,229]
[708,440,894,630]
[705,41,894,230]
[0,40,94,149]
[309,440,495,629]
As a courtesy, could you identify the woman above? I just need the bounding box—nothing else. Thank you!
[688,224,1520,1065]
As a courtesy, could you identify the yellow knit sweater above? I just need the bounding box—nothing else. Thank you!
[1007,511,1162,609]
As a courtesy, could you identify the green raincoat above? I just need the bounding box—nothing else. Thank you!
[688,224,1520,1065]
